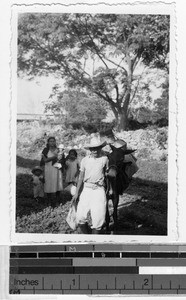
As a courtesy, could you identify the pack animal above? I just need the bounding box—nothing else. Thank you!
[105,144,134,232]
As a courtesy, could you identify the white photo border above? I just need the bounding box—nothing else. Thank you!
[10,1,177,244]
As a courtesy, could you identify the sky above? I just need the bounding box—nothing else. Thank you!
[17,76,59,115]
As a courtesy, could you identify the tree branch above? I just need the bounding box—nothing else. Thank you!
[102,54,128,74]
[130,67,146,102]
[132,55,142,71]
[95,91,118,118]
[75,16,109,70]
[114,84,121,107]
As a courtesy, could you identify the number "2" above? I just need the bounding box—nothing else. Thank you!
[144,278,149,286]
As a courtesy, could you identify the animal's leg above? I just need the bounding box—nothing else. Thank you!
[112,194,119,231]
[92,229,102,234]
[78,223,89,234]
[105,199,110,232]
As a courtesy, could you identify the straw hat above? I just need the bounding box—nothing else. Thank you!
[84,137,107,150]
[32,166,43,174]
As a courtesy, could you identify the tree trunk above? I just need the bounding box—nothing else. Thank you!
[117,110,128,131]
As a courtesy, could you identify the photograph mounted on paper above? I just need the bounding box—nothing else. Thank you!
[15,10,171,237]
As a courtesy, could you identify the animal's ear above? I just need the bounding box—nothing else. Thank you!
[110,144,116,151]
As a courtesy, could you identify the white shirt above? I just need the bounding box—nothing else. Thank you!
[80,155,108,186]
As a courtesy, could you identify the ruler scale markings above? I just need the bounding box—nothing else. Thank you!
[9,245,186,295]
[151,274,153,290]
[133,280,135,289]
[9,274,186,294]
[42,277,44,290]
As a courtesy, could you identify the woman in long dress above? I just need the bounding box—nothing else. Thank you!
[40,137,64,203]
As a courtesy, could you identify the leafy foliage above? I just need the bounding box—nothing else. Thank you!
[45,88,108,130]
[18,13,170,130]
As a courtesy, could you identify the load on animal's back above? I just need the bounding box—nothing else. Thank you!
[105,139,138,232]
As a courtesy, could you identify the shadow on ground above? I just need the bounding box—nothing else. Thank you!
[16,155,167,235]
[17,155,41,169]
[106,176,167,236]
[16,173,72,218]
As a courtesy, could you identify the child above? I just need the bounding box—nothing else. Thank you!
[31,166,45,202]
[53,144,65,170]
[64,149,80,196]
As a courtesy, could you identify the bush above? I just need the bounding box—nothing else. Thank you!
[156,128,168,149]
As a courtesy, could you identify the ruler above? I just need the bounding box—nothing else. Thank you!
[9,244,186,295]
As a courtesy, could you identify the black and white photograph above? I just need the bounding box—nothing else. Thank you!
[12,3,176,239]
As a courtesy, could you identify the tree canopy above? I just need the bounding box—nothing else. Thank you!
[45,87,108,130]
[18,13,170,130]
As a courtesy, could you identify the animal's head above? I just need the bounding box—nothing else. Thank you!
[107,144,126,178]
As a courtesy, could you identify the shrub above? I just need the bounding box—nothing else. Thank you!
[156,128,168,149]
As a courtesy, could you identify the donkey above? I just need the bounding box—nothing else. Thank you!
[105,143,135,232]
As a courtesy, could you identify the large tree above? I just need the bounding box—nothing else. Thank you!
[45,88,108,130]
[18,13,169,130]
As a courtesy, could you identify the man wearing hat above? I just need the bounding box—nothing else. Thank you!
[72,137,108,234]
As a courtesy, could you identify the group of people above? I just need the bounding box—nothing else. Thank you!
[31,135,138,234]
[31,135,111,234]
[32,136,80,203]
